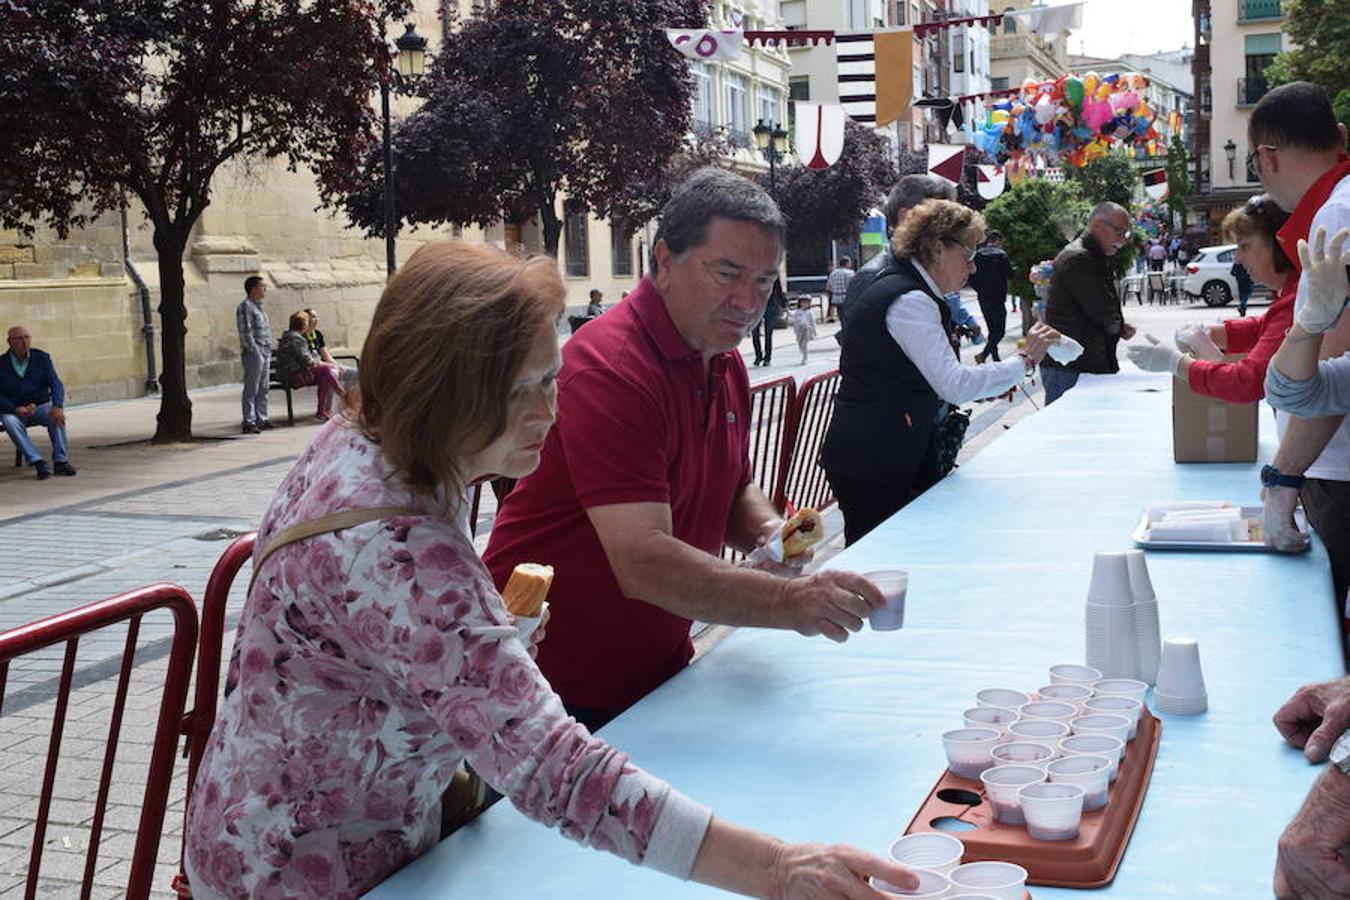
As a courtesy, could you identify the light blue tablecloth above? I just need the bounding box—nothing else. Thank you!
[368,376,1341,898]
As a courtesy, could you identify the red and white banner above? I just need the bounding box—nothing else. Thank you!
[1143,168,1170,201]
[928,144,966,186]
[666,29,743,61]
[795,103,847,170]
[976,164,1006,200]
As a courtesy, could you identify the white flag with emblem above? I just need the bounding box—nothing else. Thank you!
[795,103,847,169]
[976,164,1006,200]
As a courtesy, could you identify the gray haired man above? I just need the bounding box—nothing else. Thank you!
[236,275,274,433]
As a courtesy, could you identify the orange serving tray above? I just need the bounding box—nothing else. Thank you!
[904,709,1161,888]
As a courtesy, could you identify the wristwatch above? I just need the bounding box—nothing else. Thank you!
[1261,465,1306,490]
[1330,728,1350,776]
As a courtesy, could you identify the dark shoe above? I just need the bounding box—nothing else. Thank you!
[753,358,763,366]
[34,461,50,480]
[242,423,260,434]
[257,420,275,430]
[53,461,76,476]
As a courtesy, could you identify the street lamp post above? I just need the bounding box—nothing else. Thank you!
[1223,138,1237,182]
[381,22,428,278]
[752,119,789,192]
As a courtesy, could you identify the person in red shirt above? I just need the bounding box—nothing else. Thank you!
[484,168,885,730]
[1128,195,1297,402]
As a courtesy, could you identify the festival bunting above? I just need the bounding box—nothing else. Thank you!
[795,103,847,169]
[1143,168,1169,201]
[976,164,1007,200]
[665,29,743,61]
[928,144,966,186]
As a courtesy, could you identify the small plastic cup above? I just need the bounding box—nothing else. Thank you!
[864,569,909,631]
[990,740,1056,767]
[1084,695,1143,739]
[1058,733,1125,782]
[1018,700,1078,722]
[870,869,952,898]
[1035,683,1092,711]
[1049,663,1103,686]
[1125,549,1155,603]
[1007,718,1070,744]
[980,764,1046,824]
[976,688,1031,710]
[948,860,1028,900]
[1087,551,1135,606]
[1071,713,1131,744]
[942,727,1000,779]
[888,832,965,876]
[1045,754,1112,811]
[1092,678,1149,703]
[1156,637,1207,698]
[1018,782,1085,841]
[963,705,1018,737]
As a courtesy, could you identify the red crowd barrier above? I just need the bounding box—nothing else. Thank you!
[778,369,842,515]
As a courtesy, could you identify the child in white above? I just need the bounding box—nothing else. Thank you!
[791,297,817,365]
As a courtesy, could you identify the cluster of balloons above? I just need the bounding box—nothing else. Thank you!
[974,72,1165,168]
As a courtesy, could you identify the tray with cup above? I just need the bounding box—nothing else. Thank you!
[1131,501,1308,552]
[907,669,1163,888]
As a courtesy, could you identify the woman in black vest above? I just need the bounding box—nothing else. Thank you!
[821,200,1061,545]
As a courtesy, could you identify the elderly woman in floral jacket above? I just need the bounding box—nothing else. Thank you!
[183,240,916,899]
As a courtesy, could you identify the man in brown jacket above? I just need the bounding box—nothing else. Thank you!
[1040,202,1138,404]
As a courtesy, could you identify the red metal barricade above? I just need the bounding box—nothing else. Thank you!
[723,376,798,561]
[173,532,256,897]
[778,369,842,514]
[0,583,198,900]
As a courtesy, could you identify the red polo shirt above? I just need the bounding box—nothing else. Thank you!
[484,277,753,714]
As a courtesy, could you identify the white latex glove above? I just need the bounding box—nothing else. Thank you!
[1175,323,1224,361]
[1295,226,1350,334]
[1126,334,1184,375]
[1262,485,1310,553]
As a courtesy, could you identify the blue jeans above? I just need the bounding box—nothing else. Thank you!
[1041,365,1080,406]
[2,402,69,464]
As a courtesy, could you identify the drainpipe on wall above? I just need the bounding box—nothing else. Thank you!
[121,205,159,394]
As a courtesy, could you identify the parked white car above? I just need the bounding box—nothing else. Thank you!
[1180,245,1239,307]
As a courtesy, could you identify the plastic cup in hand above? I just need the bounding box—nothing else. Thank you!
[1058,733,1125,782]
[1092,678,1149,703]
[1045,754,1112,811]
[980,764,1046,825]
[1018,782,1085,841]
[964,706,1018,737]
[864,569,909,631]
[942,727,1000,779]
[1155,637,1207,699]
[948,861,1028,900]
[1071,713,1131,744]
[887,832,965,876]
[870,869,952,898]
[1036,683,1092,712]
[1087,552,1135,606]
[990,740,1056,768]
[976,688,1031,710]
[1049,663,1102,686]
[1008,718,1070,745]
[1018,700,1078,723]
[1084,695,1143,739]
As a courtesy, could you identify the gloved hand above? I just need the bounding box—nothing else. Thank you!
[1126,334,1184,375]
[1295,226,1350,334]
[1262,485,1310,553]
[1175,323,1224,361]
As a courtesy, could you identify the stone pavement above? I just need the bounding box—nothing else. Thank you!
[0,291,1231,896]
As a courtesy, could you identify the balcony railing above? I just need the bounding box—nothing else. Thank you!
[1238,0,1282,20]
[1237,76,1268,107]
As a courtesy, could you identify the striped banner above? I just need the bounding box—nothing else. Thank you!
[835,32,877,124]
[835,30,914,127]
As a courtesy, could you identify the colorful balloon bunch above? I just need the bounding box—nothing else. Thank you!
[974,72,1164,168]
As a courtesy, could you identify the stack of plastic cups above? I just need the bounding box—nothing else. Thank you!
[1126,550,1162,685]
[1153,637,1208,714]
[1085,552,1140,680]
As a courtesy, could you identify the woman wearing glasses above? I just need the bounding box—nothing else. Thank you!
[822,199,1061,544]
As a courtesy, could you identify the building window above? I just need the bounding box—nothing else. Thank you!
[953,30,966,73]
[725,72,748,142]
[611,220,633,277]
[757,85,781,129]
[1240,33,1280,106]
[1002,7,1017,32]
[691,62,713,129]
[788,76,809,142]
[564,204,589,278]
[848,0,867,28]
[894,0,907,25]
[991,76,1009,91]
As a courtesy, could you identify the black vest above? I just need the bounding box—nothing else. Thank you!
[821,253,956,487]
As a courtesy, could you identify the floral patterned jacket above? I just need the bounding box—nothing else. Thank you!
[184,421,711,898]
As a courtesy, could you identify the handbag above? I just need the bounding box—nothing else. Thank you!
[932,404,970,478]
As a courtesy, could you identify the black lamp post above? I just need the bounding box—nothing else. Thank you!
[752,119,789,192]
[381,22,428,278]
[1223,138,1237,182]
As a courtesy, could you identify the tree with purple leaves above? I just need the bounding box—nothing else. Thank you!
[333,0,707,257]
[0,0,410,442]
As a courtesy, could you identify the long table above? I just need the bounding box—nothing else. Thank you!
[368,375,1341,898]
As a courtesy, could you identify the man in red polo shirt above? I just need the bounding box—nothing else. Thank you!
[1249,83,1350,608]
[485,168,885,730]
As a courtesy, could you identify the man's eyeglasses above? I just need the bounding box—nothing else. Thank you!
[943,238,978,261]
[1101,221,1131,239]
[1247,144,1278,180]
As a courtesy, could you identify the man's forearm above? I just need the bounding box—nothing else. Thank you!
[724,484,782,554]
[1274,414,1346,475]
[1273,324,1326,382]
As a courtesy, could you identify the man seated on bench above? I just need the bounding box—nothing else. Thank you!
[1,326,76,479]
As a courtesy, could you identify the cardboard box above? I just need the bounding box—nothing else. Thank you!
[1172,370,1258,462]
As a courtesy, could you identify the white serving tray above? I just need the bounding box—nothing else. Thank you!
[1132,506,1310,552]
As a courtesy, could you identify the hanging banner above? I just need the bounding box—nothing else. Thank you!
[976,164,1006,200]
[666,29,743,61]
[835,32,878,124]
[928,144,966,186]
[795,103,847,169]
[860,212,888,250]
[873,30,914,127]
[1004,1,1084,40]
[1143,168,1170,201]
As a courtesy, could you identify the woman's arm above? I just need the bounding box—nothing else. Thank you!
[1266,334,1350,417]
[886,291,1025,404]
